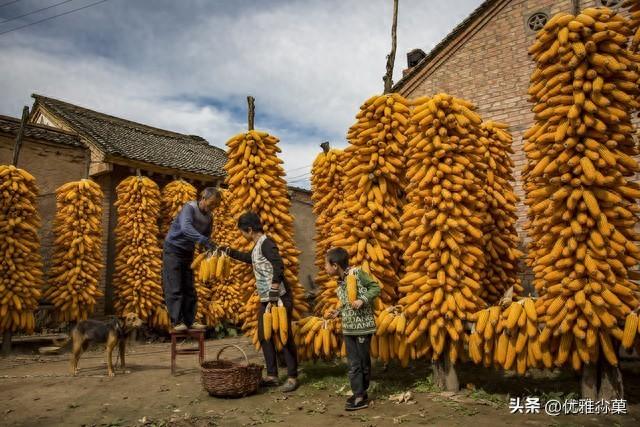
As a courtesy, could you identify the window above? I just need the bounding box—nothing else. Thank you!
[599,0,621,7]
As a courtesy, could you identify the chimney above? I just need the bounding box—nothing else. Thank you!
[403,48,426,76]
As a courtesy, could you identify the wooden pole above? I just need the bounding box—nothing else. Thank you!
[581,363,598,400]
[2,330,11,356]
[3,105,29,355]
[320,141,330,154]
[83,150,91,179]
[571,0,580,15]
[11,106,30,166]
[383,0,399,94]
[432,350,459,392]
[247,96,255,131]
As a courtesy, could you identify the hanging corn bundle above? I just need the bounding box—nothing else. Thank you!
[310,146,345,315]
[468,298,542,374]
[293,316,345,361]
[45,179,103,322]
[524,9,640,370]
[478,122,523,304]
[0,165,43,334]
[223,98,310,348]
[396,94,488,364]
[113,176,165,327]
[160,180,197,236]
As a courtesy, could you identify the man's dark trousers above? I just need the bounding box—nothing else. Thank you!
[162,244,196,326]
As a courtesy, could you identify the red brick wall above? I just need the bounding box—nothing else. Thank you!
[397,0,639,288]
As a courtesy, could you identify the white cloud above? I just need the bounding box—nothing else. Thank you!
[0,0,484,185]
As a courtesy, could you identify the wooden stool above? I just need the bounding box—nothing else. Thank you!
[170,329,205,375]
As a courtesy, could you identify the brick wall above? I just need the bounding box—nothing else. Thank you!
[397,0,639,288]
[0,133,87,295]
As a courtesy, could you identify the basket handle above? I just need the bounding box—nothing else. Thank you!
[216,344,249,366]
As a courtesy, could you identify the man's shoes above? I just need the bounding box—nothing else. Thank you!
[346,392,368,405]
[280,378,298,393]
[172,323,188,332]
[345,397,369,411]
[190,322,207,330]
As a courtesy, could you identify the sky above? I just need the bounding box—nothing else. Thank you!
[0,0,484,188]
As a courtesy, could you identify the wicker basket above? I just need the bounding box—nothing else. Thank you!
[201,344,263,398]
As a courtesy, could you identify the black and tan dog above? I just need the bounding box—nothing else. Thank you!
[56,313,143,377]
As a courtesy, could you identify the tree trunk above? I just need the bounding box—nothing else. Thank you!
[432,358,459,392]
[581,363,597,400]
[599,362,624,401]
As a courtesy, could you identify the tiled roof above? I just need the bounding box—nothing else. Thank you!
[392,0,498,92]
[32,94,227,177]
[0,114,82,147]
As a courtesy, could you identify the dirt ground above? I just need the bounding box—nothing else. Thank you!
[1,336,639,427]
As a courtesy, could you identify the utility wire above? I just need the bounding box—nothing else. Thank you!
[1,0,76,24]
[0,1,23,10]
[0,0,110,37]
[285,163,312,173]
[286,172,311,181]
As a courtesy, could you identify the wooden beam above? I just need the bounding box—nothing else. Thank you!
[383,0,399,94]
[106,156,219,182]
[11,106,30,166]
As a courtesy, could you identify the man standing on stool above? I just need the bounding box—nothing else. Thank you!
[163,187,220,332]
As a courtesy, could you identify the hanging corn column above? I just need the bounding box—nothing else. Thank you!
[223,98,310,349]
[524,9,640,370]
[113,176,165,326]
[327,93,410,307]
[310,147,345,315]
[478,122,523,304]
[396,94,488,365]
[0,165,43,334]
[44,179,104,322]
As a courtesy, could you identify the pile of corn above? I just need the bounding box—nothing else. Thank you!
[0,165,43,333]
[525,9,640,369]
[310,148,345,315]
[45,179,103,322]
[469,298,542,373]
[160,180,197,237]
[113,176,165,327]
[397,94,487,364]
[294,316,345,360]
[479,122,523,304]
[326,93,411,306]
[224,130,309,348]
